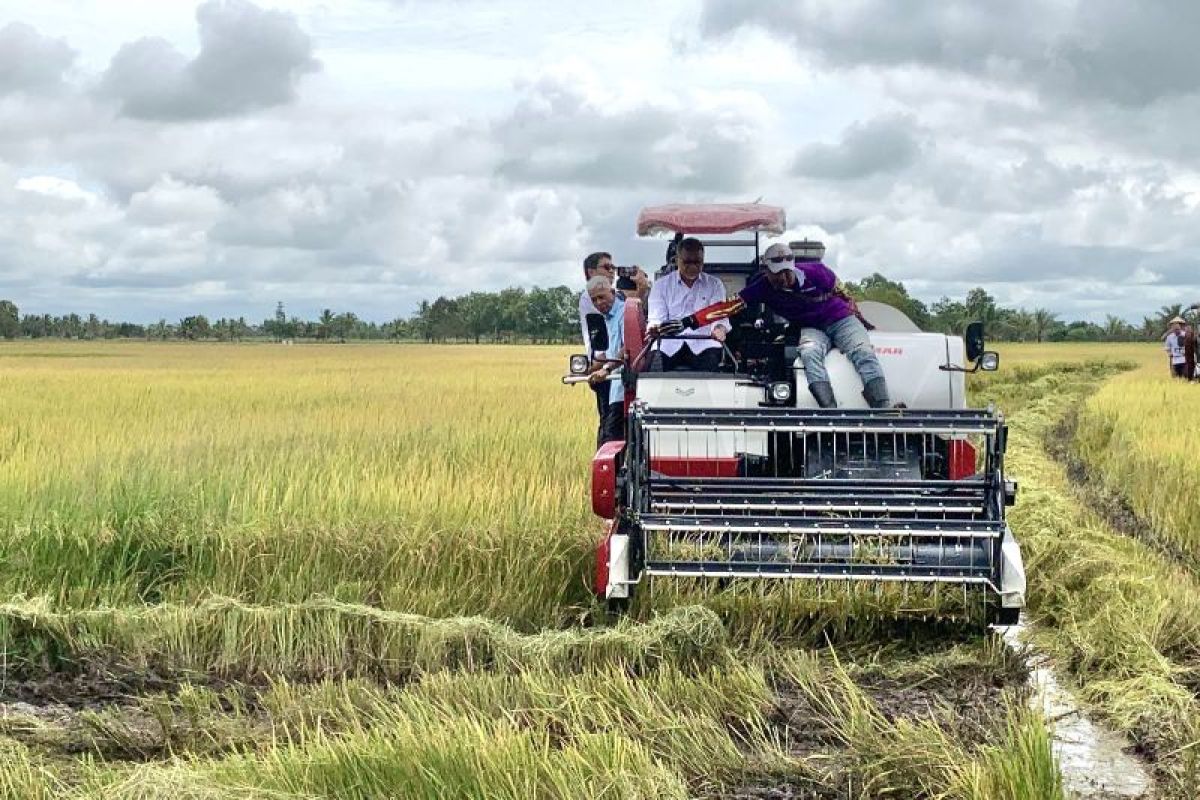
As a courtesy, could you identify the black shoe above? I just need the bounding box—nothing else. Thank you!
[809,381,836,408]
[862,377,891,409]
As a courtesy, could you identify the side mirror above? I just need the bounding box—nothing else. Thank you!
[978,351,1000,371]
[568,354,589,375]
[585,313,609,354]
[964,321,985,362]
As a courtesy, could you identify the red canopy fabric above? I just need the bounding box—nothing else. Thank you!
[636,203,786,236]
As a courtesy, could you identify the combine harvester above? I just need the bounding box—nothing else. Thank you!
[566,204,1025,625]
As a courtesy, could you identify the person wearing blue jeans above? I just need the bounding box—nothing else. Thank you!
[742,243,889,408]
[673,243,891,408]
[794,316,885,406]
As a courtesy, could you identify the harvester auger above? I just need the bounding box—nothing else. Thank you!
[564,204,1026,626]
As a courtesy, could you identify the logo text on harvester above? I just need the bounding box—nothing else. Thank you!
[874,346,904,355]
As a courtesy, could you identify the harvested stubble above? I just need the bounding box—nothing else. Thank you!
[0,599,730,681]
[983,357,1200,795]
[1073,360,1200,566]
[0,641,1053,800]
[778,650,1062,799]
[7,664,787,798]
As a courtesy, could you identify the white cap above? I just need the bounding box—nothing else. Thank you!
[762,243,794,273]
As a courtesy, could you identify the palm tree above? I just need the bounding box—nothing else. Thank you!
[1031,309,1058,343]
[1145,303,1186,340]
[318,308,334,340]
[1103,314,1131,342]
[1007,309,1035,342]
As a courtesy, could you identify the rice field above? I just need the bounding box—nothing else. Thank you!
[0,339,1195,798]
[1073,355,1200,565]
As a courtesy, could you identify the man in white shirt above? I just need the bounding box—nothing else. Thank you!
[1165,316,1187,378]
[646,237,729,371]
[585,276,628,444]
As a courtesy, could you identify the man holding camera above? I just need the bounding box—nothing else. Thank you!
[578,252,649,350]
[578,252,649,445]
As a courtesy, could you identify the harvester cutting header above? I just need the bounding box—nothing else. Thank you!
[564,203,1026,625]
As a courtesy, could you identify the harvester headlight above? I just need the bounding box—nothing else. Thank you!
[569,354,590,374]
[978,351,1000,372]
[770,382,792,402]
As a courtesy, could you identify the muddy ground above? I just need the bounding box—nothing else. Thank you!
[0,639,1032,797]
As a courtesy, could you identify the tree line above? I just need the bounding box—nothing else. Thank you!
[841,274,1185,343]
[0,277,1189,343]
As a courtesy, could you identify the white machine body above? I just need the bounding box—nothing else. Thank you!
[636,308,969,462]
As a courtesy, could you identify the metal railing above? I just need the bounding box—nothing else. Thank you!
[625,405,1009,591]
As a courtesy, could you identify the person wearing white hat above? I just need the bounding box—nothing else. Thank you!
[668,242,891,408]
[1165,316,1188,378]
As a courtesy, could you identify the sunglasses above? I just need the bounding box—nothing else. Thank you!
[767,256,793,264]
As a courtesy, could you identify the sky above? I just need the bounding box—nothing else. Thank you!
[1,0,1198,324]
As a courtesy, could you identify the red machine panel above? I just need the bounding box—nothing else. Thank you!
[591,440,625,518]
[948,438,977,480]
[649,456,741,478]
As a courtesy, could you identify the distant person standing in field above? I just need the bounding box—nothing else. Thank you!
[1184,321,1197,381]
[1164,316,1188,378]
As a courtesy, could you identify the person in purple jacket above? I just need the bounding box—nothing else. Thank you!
[743,243,890,408]
[668,243,891,408]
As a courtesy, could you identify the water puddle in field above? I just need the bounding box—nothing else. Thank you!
[1003,624,1153,799]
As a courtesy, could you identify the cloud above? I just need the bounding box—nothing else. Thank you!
[2,2,1199,326]
[15,175,98,206]
[792,114,922,180]
[0,22,76,95]
[920,147,1104,214]
[493,67,767,192]
[699,0,1200,108]
[1045,0,1200,108]
[126,175,225,226]
[99,0,319,120]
